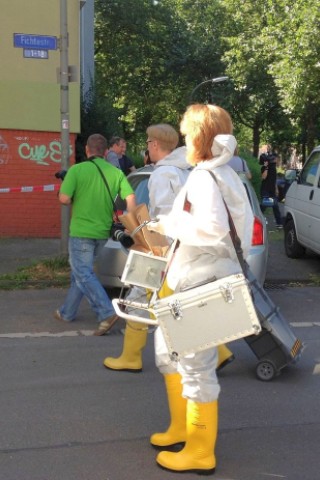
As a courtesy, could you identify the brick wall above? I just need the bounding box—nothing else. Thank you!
[0,129,76,238]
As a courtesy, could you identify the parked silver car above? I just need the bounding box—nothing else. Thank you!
[97,166,268,288]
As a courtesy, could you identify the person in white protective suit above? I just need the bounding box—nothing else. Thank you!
[103,123,235,373]
[147,104,254,474]
[103,124,190,372]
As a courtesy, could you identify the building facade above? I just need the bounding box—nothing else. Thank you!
[0,0,90,237]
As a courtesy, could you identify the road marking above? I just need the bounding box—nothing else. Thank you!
[290,322,319,327]
[260,473,286,478]
[0,322,317,339]
[0,330,94,338]
[313,364,320,375]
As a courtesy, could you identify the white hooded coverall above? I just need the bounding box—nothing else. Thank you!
[154,135,254,403]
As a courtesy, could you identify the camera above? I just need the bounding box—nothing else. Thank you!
[55,169,67,180]
[259,153,277,166]
[112,229,134,249]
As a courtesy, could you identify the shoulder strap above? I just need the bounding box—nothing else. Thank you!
[207,170,247,275]
[89,159,117,215]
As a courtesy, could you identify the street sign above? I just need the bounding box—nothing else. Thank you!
[23,49,49,59]
[14,33,58,50]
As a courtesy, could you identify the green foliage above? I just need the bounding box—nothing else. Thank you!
[220,0,320,154]
[94,0,227,149]
[309,274,320,286]
[239,149,261,196]
[76,80,122,162]
[90,0,320,156]
[0,257,70,290]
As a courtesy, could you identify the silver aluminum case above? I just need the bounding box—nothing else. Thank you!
[153,273,261,358]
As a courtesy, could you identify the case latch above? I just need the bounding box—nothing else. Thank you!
[220,283,234,303]
[168,300,183,321]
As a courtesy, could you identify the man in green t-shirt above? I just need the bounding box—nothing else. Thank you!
[55,134,136,335]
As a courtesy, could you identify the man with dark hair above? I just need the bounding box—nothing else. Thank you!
[118,139,136,176]
[55,134,136,335]
[260,145,283,228]
[105,136,123,169]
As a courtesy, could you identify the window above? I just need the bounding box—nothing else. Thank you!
[300,151,320,186]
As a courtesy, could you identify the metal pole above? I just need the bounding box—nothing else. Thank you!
[189,76,229,104]
[60,0,70,255]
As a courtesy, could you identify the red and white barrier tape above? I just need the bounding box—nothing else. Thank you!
[0,184,60,194]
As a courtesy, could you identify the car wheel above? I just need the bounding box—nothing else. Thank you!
[284,220,305,258]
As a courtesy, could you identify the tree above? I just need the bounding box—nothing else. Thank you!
[218,0,292,157]
[94,0,228,147]
[91,0,319,155]
[264,0,320,155]
[94,0,196,145]
[76,80,121,162]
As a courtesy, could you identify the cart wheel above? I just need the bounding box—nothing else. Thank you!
[256,360,277,381]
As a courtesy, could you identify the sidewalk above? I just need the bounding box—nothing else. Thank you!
[0,237,60,275]
[0,233,319,337]
[1,230,320,282]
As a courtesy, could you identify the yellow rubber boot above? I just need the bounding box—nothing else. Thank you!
[158,279,173,299]
[217,344,235,371]
[103,321,148,372]
[156,400,218,474]
[150,373,187,448]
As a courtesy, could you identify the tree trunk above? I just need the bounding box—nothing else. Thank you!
[252,122,260,158]
[306,105,317,157]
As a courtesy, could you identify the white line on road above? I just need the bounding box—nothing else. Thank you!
[290,322,320,327]
[0,330,94,338]
[313,364,320,375]
[0,322,317,339]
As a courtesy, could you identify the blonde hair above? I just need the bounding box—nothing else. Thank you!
[180,104,233,165]
[146,124,179,152]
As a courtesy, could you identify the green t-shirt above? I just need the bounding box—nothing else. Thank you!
[60,158,134,239]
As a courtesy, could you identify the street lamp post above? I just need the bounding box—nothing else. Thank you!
[189,76,229,104]
[59,0,70,256]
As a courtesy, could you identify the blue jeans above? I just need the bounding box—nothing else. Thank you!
[59,237,115,323]
[260,190,283,225]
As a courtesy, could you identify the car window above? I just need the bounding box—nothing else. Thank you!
[135,178,150,205]
[285,169,298,181]
[128,174,150,205]
[299,151,320,186]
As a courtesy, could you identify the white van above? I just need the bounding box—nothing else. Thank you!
[284,145,320,257]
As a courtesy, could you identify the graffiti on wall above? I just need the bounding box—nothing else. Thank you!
[0,135,11,165]
[0,131,75,168]
[18,139,73,166]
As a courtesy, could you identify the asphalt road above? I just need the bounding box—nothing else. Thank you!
[0,229,320,480]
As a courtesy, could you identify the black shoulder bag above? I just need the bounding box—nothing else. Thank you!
[89,159,123,235]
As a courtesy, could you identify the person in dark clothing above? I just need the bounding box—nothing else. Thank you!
[260,145,283,228]
[119,154,135,175]
[118,140,136,176]
[143,149,151,165]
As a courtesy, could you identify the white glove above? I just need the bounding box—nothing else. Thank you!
[147,218,166,235]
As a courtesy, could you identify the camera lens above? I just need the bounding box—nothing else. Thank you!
[112,230,134,249]
[54,170,67,180]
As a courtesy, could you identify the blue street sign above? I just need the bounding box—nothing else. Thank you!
[14,33,58,50]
